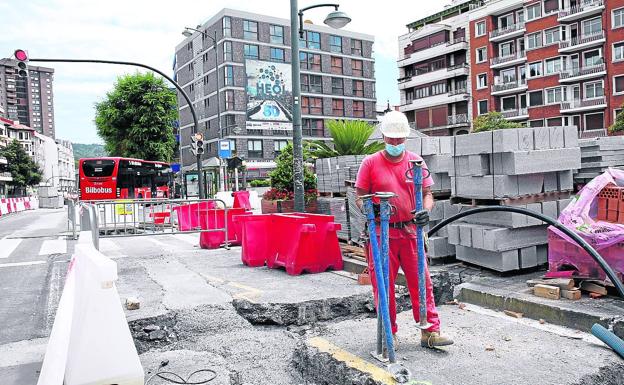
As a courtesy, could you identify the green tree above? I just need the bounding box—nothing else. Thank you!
[0,139,42,193]
[306,119,385,159]
[609,104,624,134]
[472,111,524,133]
[268,142,316,192]
[95,72,177,162]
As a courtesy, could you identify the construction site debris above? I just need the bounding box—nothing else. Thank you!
[126,297,140,310]
[533,284,561,300]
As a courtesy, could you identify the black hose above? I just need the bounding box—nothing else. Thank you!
[427,206,624,299]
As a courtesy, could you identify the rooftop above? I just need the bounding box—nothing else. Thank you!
[406,0,485,30]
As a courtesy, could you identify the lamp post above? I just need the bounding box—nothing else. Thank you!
[290,1,351,212]
[183,26,224,195]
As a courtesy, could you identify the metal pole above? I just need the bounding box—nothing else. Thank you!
[212,30,225,193]
[290,0,305,212]
[30,57,206,199]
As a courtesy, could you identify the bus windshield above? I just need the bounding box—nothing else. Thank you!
[81,159,116,177]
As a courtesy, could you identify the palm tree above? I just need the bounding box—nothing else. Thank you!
[306,119,384,159]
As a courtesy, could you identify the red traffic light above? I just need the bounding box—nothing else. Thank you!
[14,49,28,62]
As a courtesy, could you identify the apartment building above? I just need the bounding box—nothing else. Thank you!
[0,59,55,138]
[469,0,624,136]
[174,8,376,174]
[398,0,485,136]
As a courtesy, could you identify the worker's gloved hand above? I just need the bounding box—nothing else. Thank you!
[412,209,429,226]
[360,203,381,217]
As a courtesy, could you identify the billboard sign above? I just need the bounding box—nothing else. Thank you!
[245,59,293,130]
[219,140,232,159]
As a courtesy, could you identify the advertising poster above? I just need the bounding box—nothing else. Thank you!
[245,60,293,130]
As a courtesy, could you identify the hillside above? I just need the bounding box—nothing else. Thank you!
[73,143,107,163]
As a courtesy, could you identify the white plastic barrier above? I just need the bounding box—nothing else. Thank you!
[37,235,144,385]
[0,199,8,215]
[248,191,261,210]
[215,191,234,208]
[16,198,26,212]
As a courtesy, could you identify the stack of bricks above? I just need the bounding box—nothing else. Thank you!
[405,136,454,195]
[426,199,460,262]
[450,126,580,199]
[315,155,367,195]
[316,197,350,241]
[596,184,624,224]
[574,136,624,185]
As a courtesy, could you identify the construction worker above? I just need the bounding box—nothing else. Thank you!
[355,110,454,349]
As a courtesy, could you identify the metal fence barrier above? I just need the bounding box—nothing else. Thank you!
[67,200,78,240]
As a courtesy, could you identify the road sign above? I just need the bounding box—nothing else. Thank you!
[219,140,232,159]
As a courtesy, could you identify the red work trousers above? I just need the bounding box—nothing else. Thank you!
[367,234,440,334]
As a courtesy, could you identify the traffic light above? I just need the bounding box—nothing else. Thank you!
[14,49,28,78]
[190,132,204,156]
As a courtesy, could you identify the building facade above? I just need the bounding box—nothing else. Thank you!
[55,139,75,192]
[469,0,624,136]
[398,0,484,136]
[174,8,376,176]
[0,59,55,138]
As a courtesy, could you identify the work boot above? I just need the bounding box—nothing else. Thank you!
[421,331,454,348]
[392,334,400,352]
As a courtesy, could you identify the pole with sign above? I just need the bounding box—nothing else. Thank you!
[219,140,231,192]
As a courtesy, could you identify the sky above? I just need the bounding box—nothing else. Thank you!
[0,0,447,144]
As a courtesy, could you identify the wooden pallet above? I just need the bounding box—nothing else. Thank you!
[318,191,347,198]
[341,243,367,262]
[451,190,574,207]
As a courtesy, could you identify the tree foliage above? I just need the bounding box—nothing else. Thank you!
[95,72,177,162]
[0,139,42,190]
[306,119,385,159]
[268,142,316,192]
[472,111,524,133]
[609,104,624,133]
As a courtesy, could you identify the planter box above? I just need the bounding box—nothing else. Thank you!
[261,199,318,214]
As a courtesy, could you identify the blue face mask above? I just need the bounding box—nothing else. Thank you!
[385,143,405,157]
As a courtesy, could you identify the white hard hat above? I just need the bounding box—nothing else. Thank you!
[380,110,410,138]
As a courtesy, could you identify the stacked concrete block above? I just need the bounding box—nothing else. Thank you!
[315,155,366,194]
[346,186,367,245]
[406,137,453,195]
[450,127,580,199]
[574,136,624,185]
[425,199,458,261]
[317,197,349,241]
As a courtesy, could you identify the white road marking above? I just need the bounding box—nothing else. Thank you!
[38,237,67,255]
[0,238,22,259]
[0,260,46,268]
[144,236,176,250]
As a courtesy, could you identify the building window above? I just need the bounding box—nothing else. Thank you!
[301,31,321,49]
[270,47,285,62]
[351,59,363,77]
[529,62,543,77]
[274,140,288,154]
[353,101,364,117]
[302,96,322,114]
[303,118,324,131]
[545,87,564,104]
[224,90,235,110]
[529,119,544,127]
[330,35,342,53]
[545,58,562,75]
[351,39,362,56]
[583,17,602,36]
[300,52,321,71]
[614,75,624,94]
[301,74,322,93]
[331,77,343,95]
[529,90,543,107]
[247,140,263,158]
[501,96,516,111]
[431,82,446,95]
[476,47,487,63]
[243,20,258,40]
[583,49,602,66]
[585,112,604,131]
[614,42,624,62]
[244,44,259,59]
[223,17,232,37]
[475,21,486,37]
[224,65,234,86]
[331,56,343,74]
[415,86,429,99]
[499,42,513,57]
[584,81,604,99]
[270,25,284,44]
[224,41,232,61]
[353,80,364,97]
[526,3,541,20]
[477,73,487,89]
[478,100,488,115]
[332,99,344,116]
[527,32,542,50]
[614,8,624,29]
[544,28,560,45]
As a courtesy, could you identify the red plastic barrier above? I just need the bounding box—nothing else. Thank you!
[266,213,343,275]
[236,214,275,267]
[24,198,31,210]
[232,191,252,210]
[198,208,248,249]
[174,201,217,231]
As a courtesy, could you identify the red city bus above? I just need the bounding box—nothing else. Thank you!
[79,157,172,200]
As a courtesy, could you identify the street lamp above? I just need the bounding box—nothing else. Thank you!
[182,25,224,195]
[290,2,351,212]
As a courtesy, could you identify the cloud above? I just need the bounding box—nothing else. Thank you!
[0,0,449,143]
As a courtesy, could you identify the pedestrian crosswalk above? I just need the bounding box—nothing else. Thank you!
[38,237,67,255]
[0,238,21,259]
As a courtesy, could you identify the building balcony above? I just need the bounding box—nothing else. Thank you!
[0,171,12,182]
[490,51,527,69]
[399,92,469,112]
[398,65,469,90]
[489,22,526,42]
[491,79,528,96]
[559,63,606,83]
[448,88,469,96]
[579,128,608,138]
[447,113,470,127]
[558,0,605,22]
[0,156,7,165]
[500,108,528,121]
[398,39,468,67]
[559,31,605,53]
[560,97,607,113]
